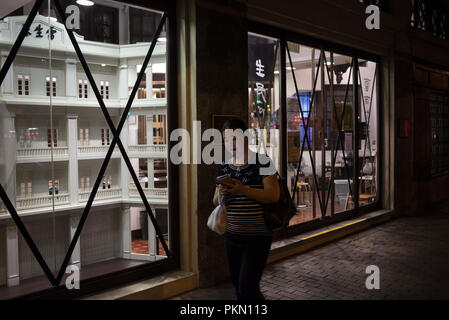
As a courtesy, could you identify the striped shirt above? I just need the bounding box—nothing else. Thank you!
[218,158,273,236]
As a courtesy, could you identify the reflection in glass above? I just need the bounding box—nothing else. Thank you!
[248,32,281,172]
[0,0,169,297]
[356,58,378,207]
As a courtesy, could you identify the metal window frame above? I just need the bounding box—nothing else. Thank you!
[0,0,179,299]
[412,0,449,40]
[248,20,383,241]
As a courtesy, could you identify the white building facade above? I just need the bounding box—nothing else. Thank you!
[0,11,169,288]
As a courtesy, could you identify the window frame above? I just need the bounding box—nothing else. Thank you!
[5,0,178,300]
[45,76,57,97]
[17,74,30,96]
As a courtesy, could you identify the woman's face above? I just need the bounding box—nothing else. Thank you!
[223,129,247,161]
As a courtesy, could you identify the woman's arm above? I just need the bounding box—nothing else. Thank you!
[221,175,280,204]
[213,186,219,207]
[213,185,228,207]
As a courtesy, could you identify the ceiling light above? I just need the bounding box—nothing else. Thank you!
[101,63,106,67]
[158,37,167,42]
[76,0,94,6]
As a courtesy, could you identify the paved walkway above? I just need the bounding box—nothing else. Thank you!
[172,207,449,300]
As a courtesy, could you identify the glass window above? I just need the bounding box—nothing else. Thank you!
[248,31,380,230]
[17,75,30,96]
[430,93,449,175]
[0,0,171,298]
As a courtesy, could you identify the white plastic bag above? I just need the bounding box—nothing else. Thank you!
[207,189,227,235]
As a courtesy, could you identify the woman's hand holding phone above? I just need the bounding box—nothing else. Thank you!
[216,175,245,195]
[218,177,246,195]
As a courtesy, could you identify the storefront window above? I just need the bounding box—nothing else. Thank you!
[248,31,379,230]
[0,0,172,298]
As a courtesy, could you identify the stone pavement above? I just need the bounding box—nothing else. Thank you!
[171,209,449,300]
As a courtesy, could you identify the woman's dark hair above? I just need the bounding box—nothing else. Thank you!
[221,118,247,132]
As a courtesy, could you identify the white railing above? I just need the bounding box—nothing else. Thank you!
[128,144,167,157]
[129,187,168,199]
[77,145,119,158]
[16,147,69,161]
[78,187,122,202]
[16,193,70,211]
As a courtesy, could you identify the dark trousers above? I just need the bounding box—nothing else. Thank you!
[225,231,272,301]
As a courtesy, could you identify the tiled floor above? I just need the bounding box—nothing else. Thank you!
[172,205,449,300]
[131,239,169,256]
[132,240,149,254]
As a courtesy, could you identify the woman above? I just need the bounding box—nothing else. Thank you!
[213,118,280,301]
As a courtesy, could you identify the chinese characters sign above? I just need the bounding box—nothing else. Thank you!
[25,23,59,40]
[248,35,276,128]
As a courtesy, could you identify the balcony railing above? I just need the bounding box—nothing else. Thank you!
[1,185,167,215]
[129,187,168,200]
[16,193,70,211]
[79,187,122,202]
[128,144,167,157]
[411,0,449,40]
[16,147,69,162]
[77,145,120,159]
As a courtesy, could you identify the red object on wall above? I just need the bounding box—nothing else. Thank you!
[399,119,408,138]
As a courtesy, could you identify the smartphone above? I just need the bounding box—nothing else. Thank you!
[216,175,233,185]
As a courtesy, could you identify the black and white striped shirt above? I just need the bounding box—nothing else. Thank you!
[218,158,273,236]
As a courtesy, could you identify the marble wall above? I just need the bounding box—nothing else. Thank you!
[195,0,248,287]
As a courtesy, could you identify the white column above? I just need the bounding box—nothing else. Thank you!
[69,214,81,269]
[146,114,153,145]
[65,58,77,98]
[6,224,19,287]
[0,112,17,203]
[118,60,128,102]
[145,65,152,99]
[67,114,79,204]
[147,159,154,188]
[146,114,155,188]
[1,51,14,96]
[118,5,129,45]
[148,209,156,256]
[120,119,129,199]
[121,205,131,259]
